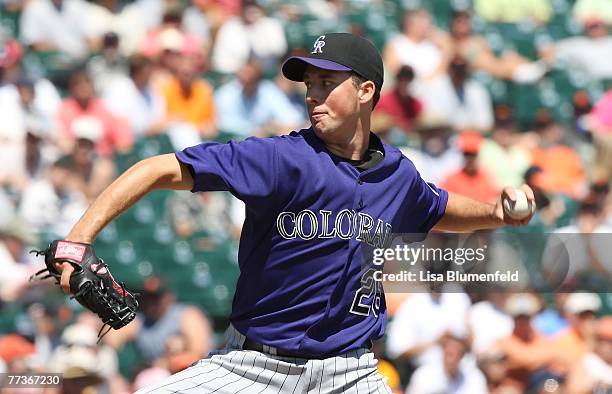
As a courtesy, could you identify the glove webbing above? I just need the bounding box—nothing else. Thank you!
[29,250,138,342]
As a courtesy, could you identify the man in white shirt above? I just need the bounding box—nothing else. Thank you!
[211,0,287,74]
[406,333,488,394]
[468,291,514,355]
[418,56,494,133]
[20,0,96,60]
[540,18,612,81]
[386,286,471,368]
[19,159,88,239]
[103,55,166,138]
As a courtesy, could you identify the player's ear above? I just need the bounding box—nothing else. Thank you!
[358,80,376,105]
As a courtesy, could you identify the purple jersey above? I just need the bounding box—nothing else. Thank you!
[175,128,448,357]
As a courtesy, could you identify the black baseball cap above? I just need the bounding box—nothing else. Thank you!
[282,33,384,91]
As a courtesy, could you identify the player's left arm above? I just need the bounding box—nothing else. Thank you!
[433,185,536,232]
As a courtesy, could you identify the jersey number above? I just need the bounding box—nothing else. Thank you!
[350,268,382,317]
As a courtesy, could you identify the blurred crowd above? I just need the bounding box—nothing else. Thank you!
[1,0,612,392]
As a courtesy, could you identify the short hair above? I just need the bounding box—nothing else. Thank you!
[451,9,471,21]
[68,68,91,87]
[351,73,380,108]
[129,55,152,77]
[396,65,415,81]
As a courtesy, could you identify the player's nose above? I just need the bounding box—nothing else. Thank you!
[305,88,323,106]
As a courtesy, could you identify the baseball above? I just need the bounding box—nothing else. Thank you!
[503,189,532,220]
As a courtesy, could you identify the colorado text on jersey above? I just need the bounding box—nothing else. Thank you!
[276,209,393,248]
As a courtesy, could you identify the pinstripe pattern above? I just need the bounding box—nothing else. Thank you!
[209,352,249,393]
[134,324,391,393]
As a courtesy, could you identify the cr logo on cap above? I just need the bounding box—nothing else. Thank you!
[311,35,326,54]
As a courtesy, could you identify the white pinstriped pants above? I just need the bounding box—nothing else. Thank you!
[135,324,392,393]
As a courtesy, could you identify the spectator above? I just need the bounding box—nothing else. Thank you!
[0,44,61,177]
[274,71,307,119]
[214,59,303,137]
[522,166,576,230]
[541,196,612,281]
[103,55,167,138]
[0,86,39,195]
[440,131,499,203]
[372,65,422,135]
[182,0,213,51]
[140,27,185,91]
[539,17,612,81]
[131,367,171,392]
[0,334,36,373]
[48,322,124,393]
[477,349,519,394]
[23,114,57,182]
[371,340,403,394]
[19,0,97,60]
[496,293,557,392]
[55,124,116,202]
[302,0,347,27]
[87,0,148,55]
[161,54,216,148]
[420,55,494,132]
[0,40,61,124]
[533,292,570,337]
[446,10,547,84]
[87,32,129,96]
[468,291,514,356]
[406,333,488,394]
[400,117,462,184]
[385,286,471,369]
[0,37,23,83]
[549,293,602,376]
[26,303,67,367]
[166,191,244,240]
[132,366,171,392]
[139,10,207,70]
[0,216,40,302]
[104,276,213,365]
[0,73,59,204]
[586,89,612,182]
[156,334,201,374]
[478,119,532,189]
[0,189,14,229]
[383,8,452,80]
[211,0,287,74]
[56,69,133,158]
[474,0,552,24]
[528,115,586,199]
[565,316,612,393]
[19,158,88,239]
[573,0,612,25]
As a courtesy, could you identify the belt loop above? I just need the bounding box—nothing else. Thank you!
[227,323,246,349]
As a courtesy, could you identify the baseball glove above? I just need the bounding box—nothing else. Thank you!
[31,240,138,339]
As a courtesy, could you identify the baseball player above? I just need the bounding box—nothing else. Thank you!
[53,33,535,393]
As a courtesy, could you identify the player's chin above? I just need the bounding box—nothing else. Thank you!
[312,123,329,136]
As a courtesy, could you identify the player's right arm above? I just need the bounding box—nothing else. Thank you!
[55,154,194,293]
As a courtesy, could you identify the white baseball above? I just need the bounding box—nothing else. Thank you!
[503,189,532,220]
